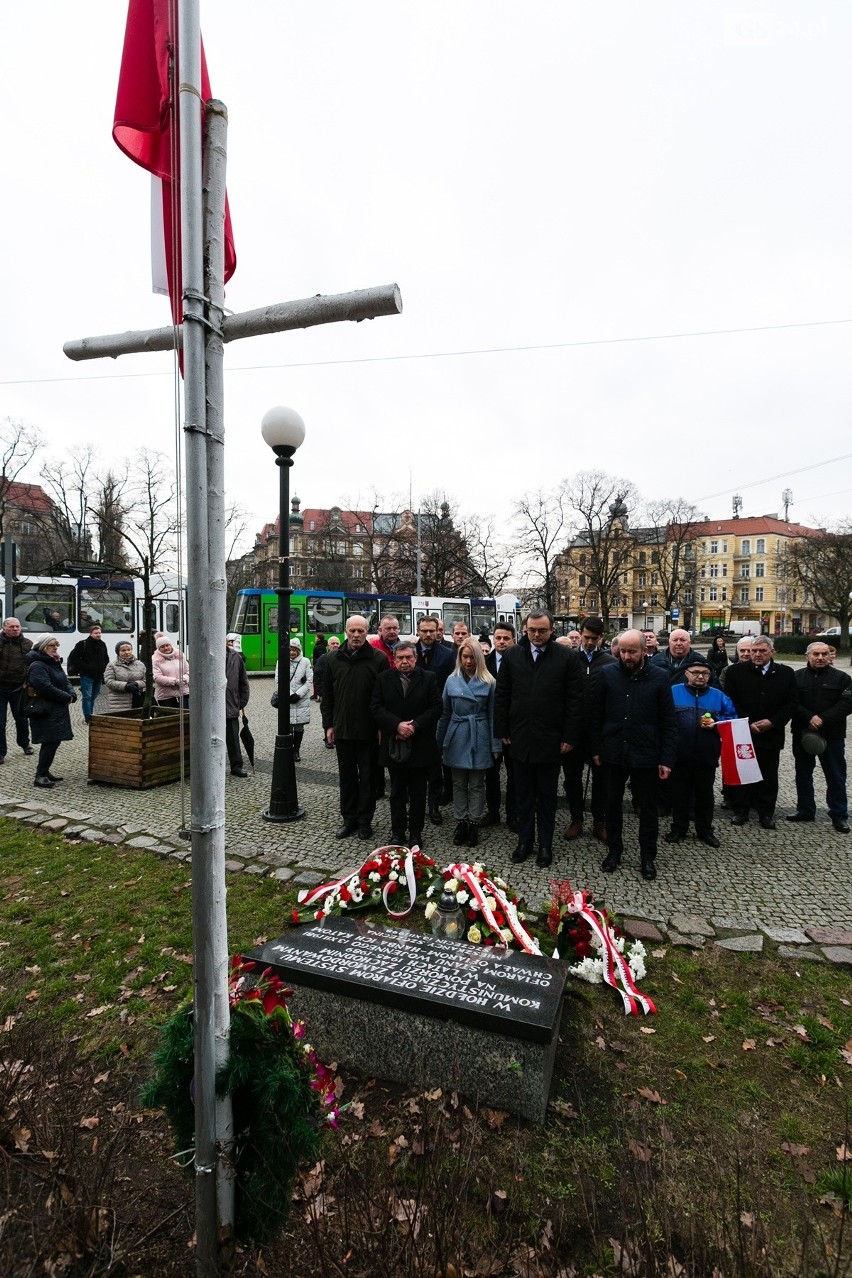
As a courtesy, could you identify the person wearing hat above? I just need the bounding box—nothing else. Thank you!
[788,641,852,833]
[226,634,250,776]
[103,642,147,712]
[24,636,77,788]
[279,636,311,763]
[665,656,737,848]
[152,632,190,707]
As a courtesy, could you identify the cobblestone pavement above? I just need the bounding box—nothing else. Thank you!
[1,679,850,962]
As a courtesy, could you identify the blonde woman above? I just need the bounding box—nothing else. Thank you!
[436,638,500,848]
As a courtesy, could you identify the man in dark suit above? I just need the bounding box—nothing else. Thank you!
[370,641,441,848]
[789,640,852,832]
[414,617,455,825]
[723,634,797,830]
[494,610,583,868]
[483,621,518,830]
[563,616,614,843]
[322,615,389,839]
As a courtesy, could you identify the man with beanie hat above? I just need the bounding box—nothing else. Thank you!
[666,656,737,848]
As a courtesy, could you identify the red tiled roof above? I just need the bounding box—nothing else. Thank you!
[300,508,373,533]
[0,480,53,514]
[688,515,819,537]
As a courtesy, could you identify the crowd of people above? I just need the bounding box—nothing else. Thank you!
[3,608,849,885]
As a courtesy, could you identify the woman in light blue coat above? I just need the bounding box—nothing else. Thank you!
[436,638,500,849]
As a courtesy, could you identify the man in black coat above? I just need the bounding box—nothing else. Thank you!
[494,609,583,869]
[788,640,852,833]
[483,622,518,830]
[563,616,614,844]
[67,624,109,723]
[0,618,34,760]
[322,615,389,839]
[370,641,441,848]
[590,629,678,881]
[414,616,455,824]
[723,634,797,830]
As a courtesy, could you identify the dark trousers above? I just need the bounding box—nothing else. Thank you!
[670,761,717,835]
[563,748,607,822]
[36,741,60,777]
[485,749,516,820]
[225,718,243,771]
[603,763,659,862]
[388,764,430,844]
[336,738,378,826]
[0,685,30,755]
[732,746,780,820]
[513,757,561,851]
[793,735,847,819]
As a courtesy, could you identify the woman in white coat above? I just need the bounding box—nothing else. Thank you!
[275,637,312,761]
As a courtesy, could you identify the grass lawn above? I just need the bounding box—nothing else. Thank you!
[1,816,851,1277]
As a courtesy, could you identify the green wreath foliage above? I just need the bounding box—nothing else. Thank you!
[142,995,328,1244]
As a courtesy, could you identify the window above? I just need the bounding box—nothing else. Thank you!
[721,563,728,577]
[755,562,765,578]
[13,583,76,633]
[638,573,646,587]
[651,572,659,586]
[346,597,379,632]
[578,553,587,566]
[638,552,646,565]
[722,541,728,553]
[578,596,586,608]
[710,540,718,554]
[741,565,750,579]
[232,594,259,634]
[651,551,660,564]
[722,587,728,601]
[684,589,693,604]
[709,586,718,601]
[353,565,363,580]
[164,603,181,632]
[756,539,765,554]
[710,564,719,578]
[741,539,751,554]
[700,566,707,578]
[650,594,658,606]
[79,584,134,633]
[471,603,496,634]
[307,595,344,634]
[699,588,706,602]
[579,574,586,587]
[740,587,749,603]
[755,587,764,602]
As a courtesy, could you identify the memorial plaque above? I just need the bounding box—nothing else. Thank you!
[245,917,568,1044]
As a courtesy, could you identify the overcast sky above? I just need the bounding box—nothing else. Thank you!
[2,1,850,553]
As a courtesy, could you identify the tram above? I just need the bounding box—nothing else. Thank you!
[0,570,186,651]
[229,588,522,671]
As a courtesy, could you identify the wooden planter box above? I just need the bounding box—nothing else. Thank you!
[88,707,191,790]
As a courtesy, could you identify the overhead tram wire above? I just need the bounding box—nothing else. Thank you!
[3,316,850,387]
[694,449,852,506]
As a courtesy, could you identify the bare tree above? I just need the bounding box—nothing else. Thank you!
[512,486,569,611]
[638,498,705,622]
[36,448,96,571]
[562,472,639,628]
[460,513,513,598]
[0,417,42,540]
[785,524,852,646]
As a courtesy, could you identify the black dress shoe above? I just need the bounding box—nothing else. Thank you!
[601,850,621,872]
[832,818,851,834]
[511,843,531,864]
[22,746,34,756]
[786,811,815,822]
[696,831,721,848]
[358,824,374,840]
[730,813,748,827]
[453,821,469,847]
[230,768,248,778]
[759,817,777,831]
[664,829,686,844]
[46,771,64,783]
[335,822,357,839]
[429,807,443,826]
[33,775,55,789]
[390,832,407,846]
[641,859,657,881]
[535,847,552,868]
[480,812,499,828]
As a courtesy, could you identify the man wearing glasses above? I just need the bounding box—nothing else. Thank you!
[494,609,582,868]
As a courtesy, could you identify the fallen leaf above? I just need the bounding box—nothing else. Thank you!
[594,1035,606,1051]
[702,1035,716,1043]
[367,1120,387,1138]
[637,1087,666,1105]
[742,1039,757,1051]
[671,972,684,985]
[482,1107,510,1129]
[651,947,667,958]
[347,1101,365,1120]
[766,1037,785,1047]
[79,1116,100,1130]
[85,1006,113,1019]
[628,1138,651,1162]
[781,1142,810,1158]
[640,1026,656,1035]
[674,1068,688,1080]
[25,990,39,1003]
[11,1126,31,1152]
[740,1211,755,1228]
[93,1072,110,1086]
[836,1143,851,1162]
[609,1041,628,1054]
[792,1024,812,1042]
[549,1098,578,1119]
[422,1087,442,1101]
[817,1014,835,1031]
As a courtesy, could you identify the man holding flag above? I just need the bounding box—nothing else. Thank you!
[723,635,798,830]
[665,655,737,848]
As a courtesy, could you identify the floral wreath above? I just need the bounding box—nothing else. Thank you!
[547,881,655,1016]
[424,860,540,953]
[294,845,439,922]
[142,957,339,1242]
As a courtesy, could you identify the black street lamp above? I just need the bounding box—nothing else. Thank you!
[261,406,307,824]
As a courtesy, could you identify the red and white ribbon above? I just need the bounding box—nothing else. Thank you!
[382,845,420,918]
[446,862,540,955]
[297,869,358,909]
[297,846,426,917]
[560,888,656,1016]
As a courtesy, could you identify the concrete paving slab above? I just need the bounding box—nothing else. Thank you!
[715,934,764,953]
[821,946,852,966]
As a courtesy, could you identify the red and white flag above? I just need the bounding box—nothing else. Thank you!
[718,718,764,786]
[112,0,237,325]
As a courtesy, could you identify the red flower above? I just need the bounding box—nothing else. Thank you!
[291,909,302,925]
[467,909,477,922]
[340,886,352,903]
[386,882,398,895]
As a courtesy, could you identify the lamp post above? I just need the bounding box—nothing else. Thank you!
[261,406,307,823]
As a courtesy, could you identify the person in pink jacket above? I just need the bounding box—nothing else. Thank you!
[152,632,189,707]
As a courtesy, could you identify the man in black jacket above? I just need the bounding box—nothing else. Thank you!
[590,629,678,881]
[414,616,455,824]
[563,616,614,844]
[0,618,34,760]
[723,634,797,830]
[788,641,852,833]
[67,625,109,723]
[370,641,441,848]
[322,615,389,839]
[494,609,582,869]
[483,622,518,830]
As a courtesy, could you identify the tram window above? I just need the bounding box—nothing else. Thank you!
[80,585,134,633]
[164,602,180,632]
[13,584,76,633]
[414,609,441,628]
[442,601,471,630]
[346,597,379,633]
[471,603,496,635]
[233,594,259,634]
[266,606,299,633]
[379,600,411,632]
[306,596,343,634]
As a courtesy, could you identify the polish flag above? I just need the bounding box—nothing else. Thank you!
[718,718,764,786]
[112,0,237,325]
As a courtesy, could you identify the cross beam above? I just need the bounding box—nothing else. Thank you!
[63,284,402,361]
